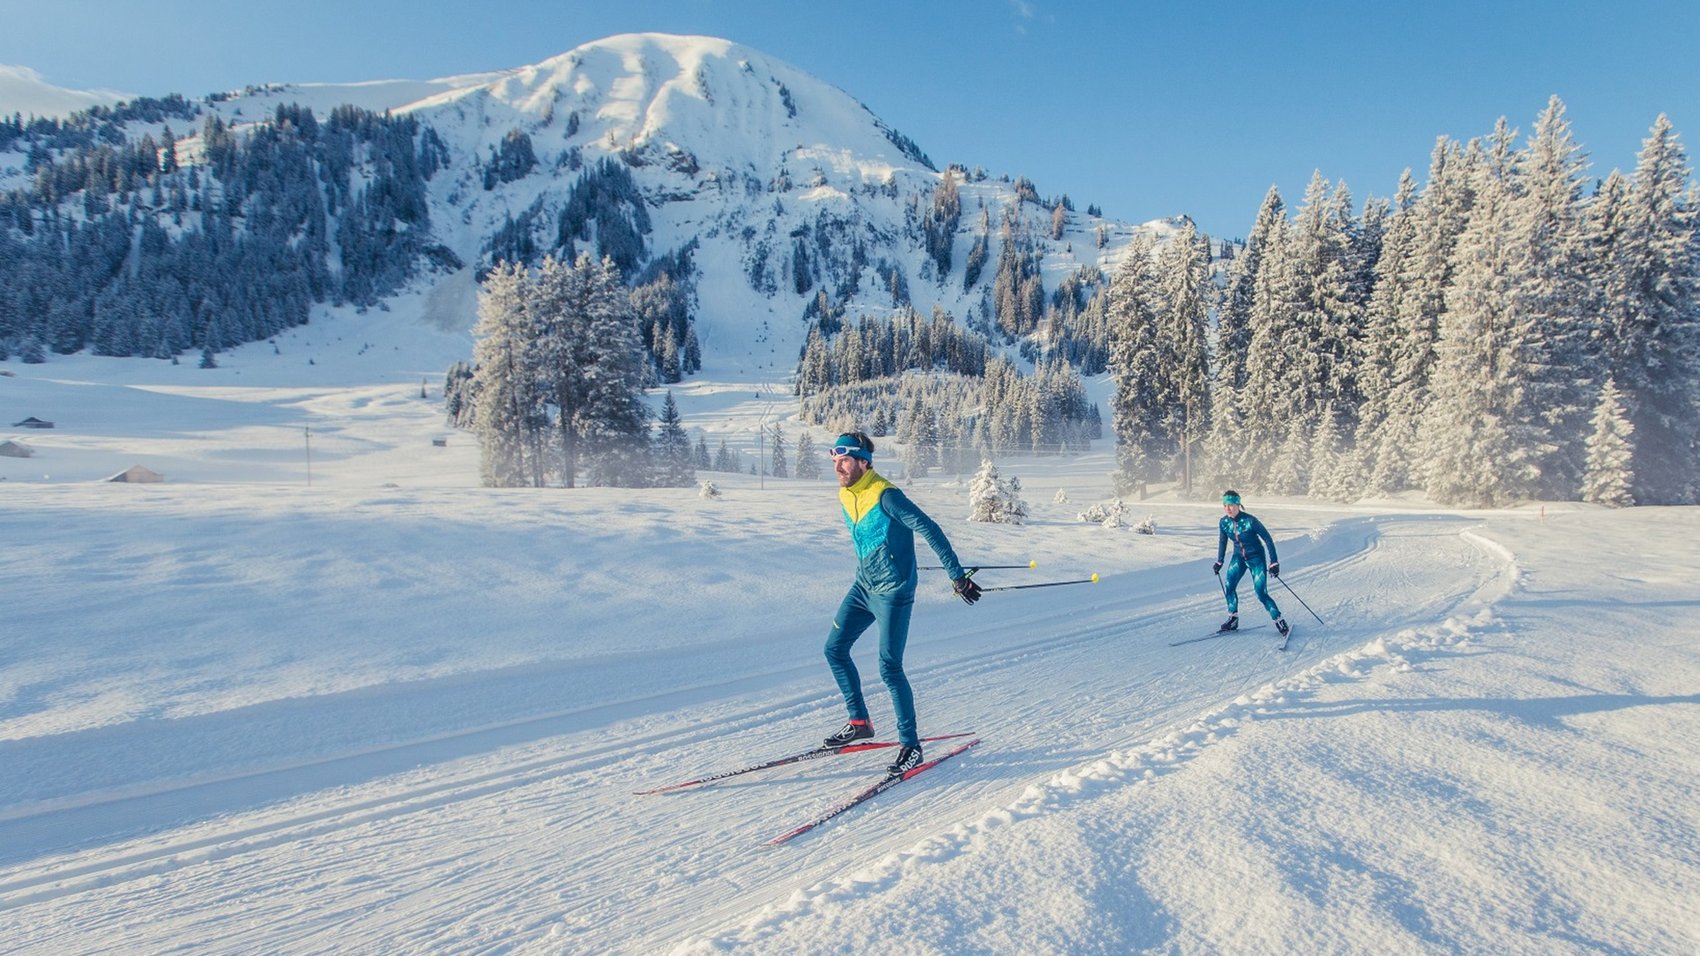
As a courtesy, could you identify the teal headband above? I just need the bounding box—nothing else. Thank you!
[832,434,873,462]
[1221,493,1241,505]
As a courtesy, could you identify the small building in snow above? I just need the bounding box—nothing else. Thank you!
[0,439,34,458]
[107,464,164,483]
[12,417,54,429]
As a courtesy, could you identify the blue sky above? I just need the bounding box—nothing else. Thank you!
[2,0,1697,239]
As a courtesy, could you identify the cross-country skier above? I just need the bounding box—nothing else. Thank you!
[822,431,981,774]
[1211,490,1289,639]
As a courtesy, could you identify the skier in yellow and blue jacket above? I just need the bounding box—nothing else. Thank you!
[821,431,980,774]
[1212,490,1289,638]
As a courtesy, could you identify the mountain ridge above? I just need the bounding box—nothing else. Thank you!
[1,32,1190,383]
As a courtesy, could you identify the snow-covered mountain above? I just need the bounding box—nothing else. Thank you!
[0,65,129,119]
[174,33,1178,370]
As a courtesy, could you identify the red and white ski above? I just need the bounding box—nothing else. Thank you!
[634,733,974,795]
[765,737,981,845]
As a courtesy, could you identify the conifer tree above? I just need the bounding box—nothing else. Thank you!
[471,262,541,487]
[1354,171,1420,496]
[968,460,1028,524]
[922,169,961,278]
[1593,115,1700,504]
[1422,121,1544,505]
[795,430,822,480]
[576,254,651,487]
[1154,221,1213,489]
[1208,188,1284,489]
[1241,196,1303,485]
[768,423,789,478]
[1367,139,1466,494]
[1284,174,1364,456]
[1582,376,1635,507]
[796,324,832,398]
[653,390,695,487]
[1107,233,1162,496]
[1512,96,1596,498]
[1307,406,1356,502]
[529,255,592,486]
[714,438,737,473]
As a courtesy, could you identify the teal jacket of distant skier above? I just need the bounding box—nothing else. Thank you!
[1217,511,1278,567]
[839,469,965,592]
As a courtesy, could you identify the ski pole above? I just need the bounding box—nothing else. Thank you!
[1275,573,1325,625]
[977,574,1098,593]
[922,560,1037,571]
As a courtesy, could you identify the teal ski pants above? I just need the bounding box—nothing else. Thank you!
[824,582,918,747]
[1224,555,1282,619]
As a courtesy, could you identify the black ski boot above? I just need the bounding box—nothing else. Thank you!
[1275,618,1290,638]
[824,719,874,748]
[1218,614,1239,632]
[887,744,924,774]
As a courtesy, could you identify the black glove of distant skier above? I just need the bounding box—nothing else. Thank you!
[1269,562,1280,577]
[953,576,982,606]
[1211,561,1223,575]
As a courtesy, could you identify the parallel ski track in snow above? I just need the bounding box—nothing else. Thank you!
[1,516,1511,954]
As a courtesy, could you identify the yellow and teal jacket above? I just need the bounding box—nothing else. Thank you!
[838,469,965,593]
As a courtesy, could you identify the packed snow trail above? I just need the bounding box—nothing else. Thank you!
[0,506,1506,954]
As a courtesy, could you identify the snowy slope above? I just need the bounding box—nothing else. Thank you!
[0,65,129,118]
[4,32,1183,396]
[3,302,1699,953]
[165,33,1168,373]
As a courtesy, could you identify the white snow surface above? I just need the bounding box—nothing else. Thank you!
[3,295,1699,954]
[0,65,129,118]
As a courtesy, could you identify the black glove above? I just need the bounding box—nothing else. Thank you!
[953,576,982,606]
[1211,561,1223,575]
[1270,562,1281,577]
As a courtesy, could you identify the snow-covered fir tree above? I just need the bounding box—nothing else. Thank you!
[1152,220,1213,491]
[768,423,788,478]
[528,255,593,488]
[1591,115,1700,504]
[1307,405,1357,502]
[968,460,1028,524]
[1078,497,1129,528]
[1421,123,1546,506]
[575,254,652,487]
[1352,171,1419,494]
[1288,173,1366,439]
[1369,139,1476,498]
[713,438,738,473]
[1107,233,1162,496]
[1582,376,1636,507]
[1513,97,1599,498]
[1239,193,1304,488]
[653,391,695,487]
[794,430,822,480]
[471,262,544,488]
[1206,187,1283,490]
[467,254,652,488]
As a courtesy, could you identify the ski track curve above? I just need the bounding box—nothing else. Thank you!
[0,515,1513,954]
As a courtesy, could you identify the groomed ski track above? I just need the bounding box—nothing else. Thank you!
[1,513,1510,954]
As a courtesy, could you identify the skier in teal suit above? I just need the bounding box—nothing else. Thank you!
[821,431,980,775]
[1212,490,1289,638]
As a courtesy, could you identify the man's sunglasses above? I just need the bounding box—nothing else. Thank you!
[830,444,864,458]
